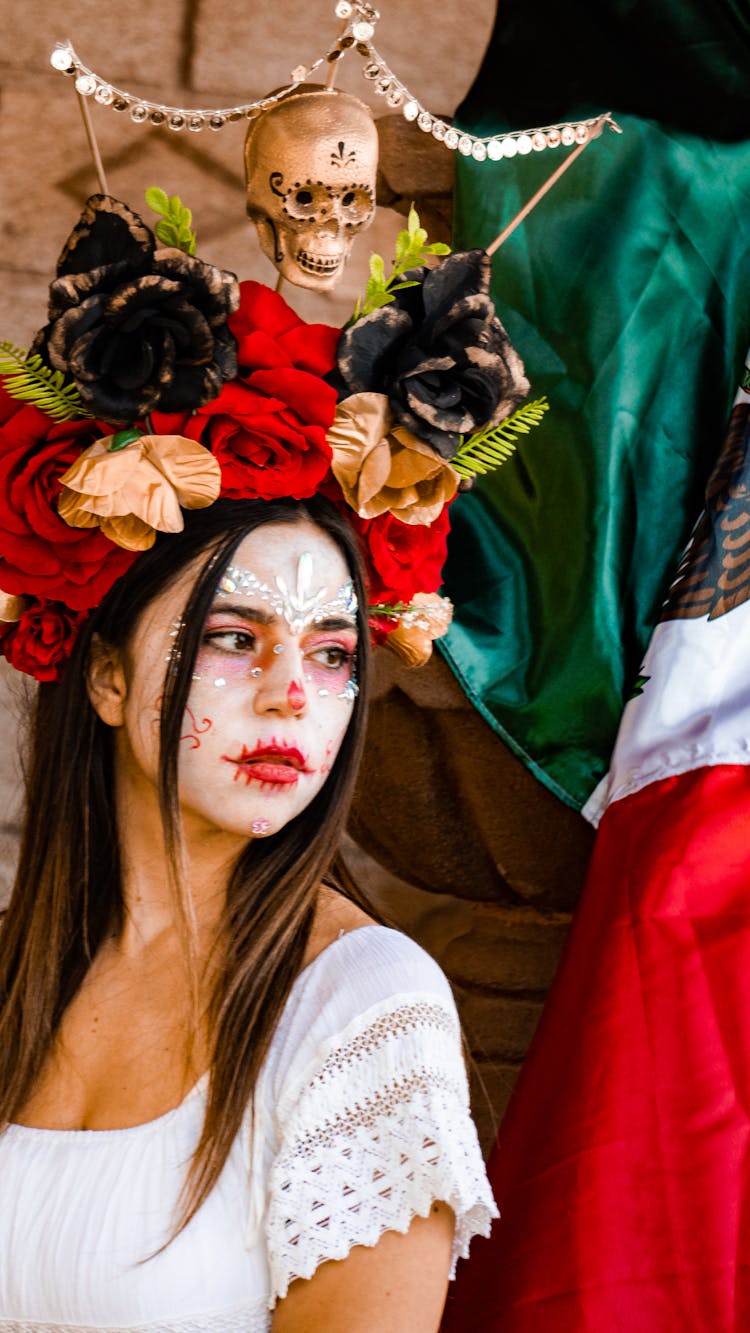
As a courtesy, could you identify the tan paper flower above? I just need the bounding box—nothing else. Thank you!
[0,591,26,622]
[381,592,454,668]
[58,433,222,552]
[328,392,459,526]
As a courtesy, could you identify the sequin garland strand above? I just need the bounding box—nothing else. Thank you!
[48,1,618,159]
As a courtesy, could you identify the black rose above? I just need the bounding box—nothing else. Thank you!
[335,250,529,459]
[32,195,240,424]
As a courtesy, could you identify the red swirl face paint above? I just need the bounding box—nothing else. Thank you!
[150,694,213,749]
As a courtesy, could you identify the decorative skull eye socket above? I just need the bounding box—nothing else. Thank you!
[281,181,375,228]
[283,183,335,221]
[338,186,375,228]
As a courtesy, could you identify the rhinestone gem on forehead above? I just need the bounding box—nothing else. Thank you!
[217,551,358,633]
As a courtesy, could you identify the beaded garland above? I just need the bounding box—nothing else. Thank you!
[49,1,614,160]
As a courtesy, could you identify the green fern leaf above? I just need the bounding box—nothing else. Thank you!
[0,343,93,422]
[452,397,549,479]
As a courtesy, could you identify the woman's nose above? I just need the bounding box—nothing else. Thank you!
[252,643,308,716]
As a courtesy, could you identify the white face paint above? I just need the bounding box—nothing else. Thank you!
[115,521,359,846]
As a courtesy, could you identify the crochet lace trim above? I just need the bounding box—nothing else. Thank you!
[267,996,497,1301]
[0,1301,269,1332]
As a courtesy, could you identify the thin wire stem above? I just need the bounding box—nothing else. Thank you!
[325,18,349,89]
[486,114,611,257]
[76,90,109,194]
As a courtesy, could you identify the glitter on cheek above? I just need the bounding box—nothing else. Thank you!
[273,643,285,655]
[338,679,360,705]
[194,651,259,687]
[251,667,263,678]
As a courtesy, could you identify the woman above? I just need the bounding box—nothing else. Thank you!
[0,495,495,1330]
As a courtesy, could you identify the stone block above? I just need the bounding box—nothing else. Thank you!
[9,0,185,82]
[468,1057,521,1155]
[442,903,571,993]
[0,664,26,818]
[0,663,27,906]
[456,988,545,1064]
[377,115,455,197]
[350,653,595,910]
[191,0,495,119]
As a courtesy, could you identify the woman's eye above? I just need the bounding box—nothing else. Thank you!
[203,629,257,654]
[308,645,352,670]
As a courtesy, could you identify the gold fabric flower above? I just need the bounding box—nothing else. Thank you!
[328,392,459,526]
[58,433,222,552]
[0,591,26,622]
[381,592,454,668]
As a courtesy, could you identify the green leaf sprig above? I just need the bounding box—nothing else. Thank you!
[368,601,416,618]
[451,397,550,480]
[145,187,197,256]
[353,205,450,320]
[0,342,93,422]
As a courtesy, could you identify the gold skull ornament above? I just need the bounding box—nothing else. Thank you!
[244,88,378,291]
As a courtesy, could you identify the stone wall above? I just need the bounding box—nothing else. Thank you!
[0,0,595,1152]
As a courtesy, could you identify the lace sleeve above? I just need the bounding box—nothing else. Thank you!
[265,990,498,1304]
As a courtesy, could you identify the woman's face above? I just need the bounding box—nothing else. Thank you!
[115,520,359,843]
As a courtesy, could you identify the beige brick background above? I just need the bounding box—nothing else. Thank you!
[0,0,594,1148]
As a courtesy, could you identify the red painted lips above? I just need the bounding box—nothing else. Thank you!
[222,741,312,786]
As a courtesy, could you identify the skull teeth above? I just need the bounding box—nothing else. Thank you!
[297,250,342,274]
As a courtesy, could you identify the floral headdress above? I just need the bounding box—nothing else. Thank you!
[0,193,544,681]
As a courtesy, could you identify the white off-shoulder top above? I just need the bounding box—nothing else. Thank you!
[0,926,497,1332]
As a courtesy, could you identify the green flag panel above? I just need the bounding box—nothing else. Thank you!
[442,85,750,807]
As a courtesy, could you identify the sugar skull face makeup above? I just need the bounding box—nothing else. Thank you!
[110,520,360,846]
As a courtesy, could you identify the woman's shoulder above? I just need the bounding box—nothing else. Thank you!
[266,915,457,1102]
[301,887,453,1011]
[301,918,453,1013]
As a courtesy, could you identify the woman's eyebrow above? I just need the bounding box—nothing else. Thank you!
[207,604,357,634]
[207,601,276,626]
[307,616,358,633]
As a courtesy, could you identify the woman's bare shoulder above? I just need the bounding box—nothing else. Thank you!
[303,886,376,969]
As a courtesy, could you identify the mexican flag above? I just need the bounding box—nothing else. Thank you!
[440,0,750,809]
[442,363,750,1328]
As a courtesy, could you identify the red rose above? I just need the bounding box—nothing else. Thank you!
[1,598,86,682]
[0,389,136,610]
[0,388,24,428]
[229,281,341,378]
[356,506,451,604]
[152,282,341,502]
[181,377,335,501]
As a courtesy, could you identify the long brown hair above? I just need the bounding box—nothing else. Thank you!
[0,495,374,1231]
